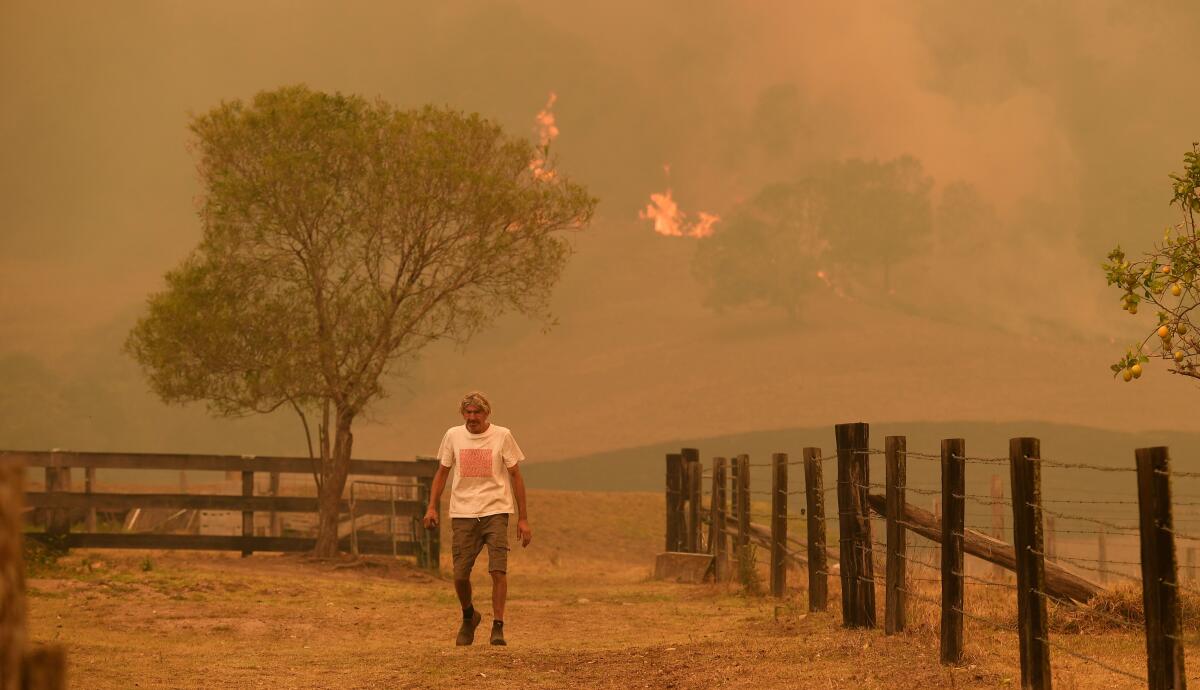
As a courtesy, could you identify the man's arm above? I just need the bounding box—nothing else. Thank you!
[422,464,451,529]
[508,464,532,547]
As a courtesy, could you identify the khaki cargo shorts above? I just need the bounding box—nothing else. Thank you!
[451,514,509,580]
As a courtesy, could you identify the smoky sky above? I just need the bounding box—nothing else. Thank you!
[2,1,1198,459]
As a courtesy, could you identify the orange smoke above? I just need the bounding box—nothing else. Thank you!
[638,164,720,238]
[530,91,558,181]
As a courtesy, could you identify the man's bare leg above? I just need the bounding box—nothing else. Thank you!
[489,571,508,645]
[454,578,473,609]
[490,571,507,620]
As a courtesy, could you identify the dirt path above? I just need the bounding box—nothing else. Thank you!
[22,491,1164,688]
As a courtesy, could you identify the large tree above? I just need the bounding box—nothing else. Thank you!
[127,86,596,556]
[1103,144,1200,384]
[692,181,830,319]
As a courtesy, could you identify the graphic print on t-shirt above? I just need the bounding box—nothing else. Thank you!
[459,448,494,478]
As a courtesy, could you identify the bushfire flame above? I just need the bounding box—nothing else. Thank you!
[530,92,558,181]
[638,164,720,238]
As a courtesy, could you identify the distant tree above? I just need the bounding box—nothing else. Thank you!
[126,85,596,556]
[693,156,932,316]
[1103,144,1200,384]
[692,181,829,319]
[821,156,933,292]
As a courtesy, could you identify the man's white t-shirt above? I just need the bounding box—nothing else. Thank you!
[437,424,525,518]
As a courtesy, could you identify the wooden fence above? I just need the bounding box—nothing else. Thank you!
[4,450,440,569]
[664,422,1191,690]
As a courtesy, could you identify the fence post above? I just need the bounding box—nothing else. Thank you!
[665,453,682,552]
[241,470,254,557]
[1098,527,1108,585]
[686,448,702,553]
[269,471,281,537]
[1010,437,1051,690]
[711,457,727,582]
[771,453,787,598]
[992,474,1005,580]
[44,451,71,541]
[941,439,965,665]
[836,422,874,628]
[1135,446,1187,690]
[737,454,751,553]
[84,466,97,533]
[885,436,907,635]
[1046,516,1057,562]
[2,459,26,690]
[803,447,827,612]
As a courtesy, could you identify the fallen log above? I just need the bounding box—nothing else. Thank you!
[701,509,840,567]
[865,494,1101,603]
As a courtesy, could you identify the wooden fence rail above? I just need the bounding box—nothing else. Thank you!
[4,449,440,568]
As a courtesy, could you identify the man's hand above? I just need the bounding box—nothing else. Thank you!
[517,518,532,547]
[422,507,439,530]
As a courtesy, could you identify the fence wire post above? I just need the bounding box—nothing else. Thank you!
[836,422,874,628]
[991,474,1005,580]
[1010,437,1051,690]
[665,453,683,552]
[711,457,727,581]
[771,453,787,598]
[241,470,254,557]
[1135,446,1187,690]
[349,483,358,557]
[737,454,751,554]
[683,448,701,553]
[941,439,965,665]
[885,436,906,635]
[804,447,827,612]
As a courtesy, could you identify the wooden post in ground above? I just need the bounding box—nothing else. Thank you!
[2,460,27,690]
[686,448,702,553]
[710,458,727,581]
[1098,527,1108,585]
[771,453,787,598]
[665,453,683,552]
[1135,446,1187,690]
[241,470,254,557]
[836,422,874,628]
[268,471,281,537]
[1010,437,1051,690]
[991,474,1004,580]
[804,447,827,612]
[884,436,907,635]
[85,466,97,533]
[941,439,965,665]
[3,457,67,690]
[44,452,71,540]
[737,454,751,553]
[1046,516,1057,562]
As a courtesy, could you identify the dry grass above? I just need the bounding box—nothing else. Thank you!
[21,489,1190,689]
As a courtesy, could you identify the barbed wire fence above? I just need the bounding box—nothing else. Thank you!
[662,424,1193,690]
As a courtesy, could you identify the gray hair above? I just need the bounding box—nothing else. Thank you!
[459,391,491,415]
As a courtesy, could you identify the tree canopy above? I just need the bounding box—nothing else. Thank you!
[126,85,596,554]
[692,156,932,317]
[1103,144,1200,384]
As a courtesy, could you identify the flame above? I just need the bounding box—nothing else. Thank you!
[530,91,558,181]
[638,163,721,238]
[535,92,559,148]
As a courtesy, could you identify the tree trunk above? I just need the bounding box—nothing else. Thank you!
[313,411,354,558]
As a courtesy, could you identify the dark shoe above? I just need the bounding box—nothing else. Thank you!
[456,610,482,646]
[490,621,506,646]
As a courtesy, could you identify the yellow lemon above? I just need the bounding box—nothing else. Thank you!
[1176,350,1186,363]
[1122,368,1134,382]
[1158,325,1170,338]
[1173,283,1184,297]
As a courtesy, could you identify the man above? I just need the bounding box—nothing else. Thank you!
[423,391,532,646]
